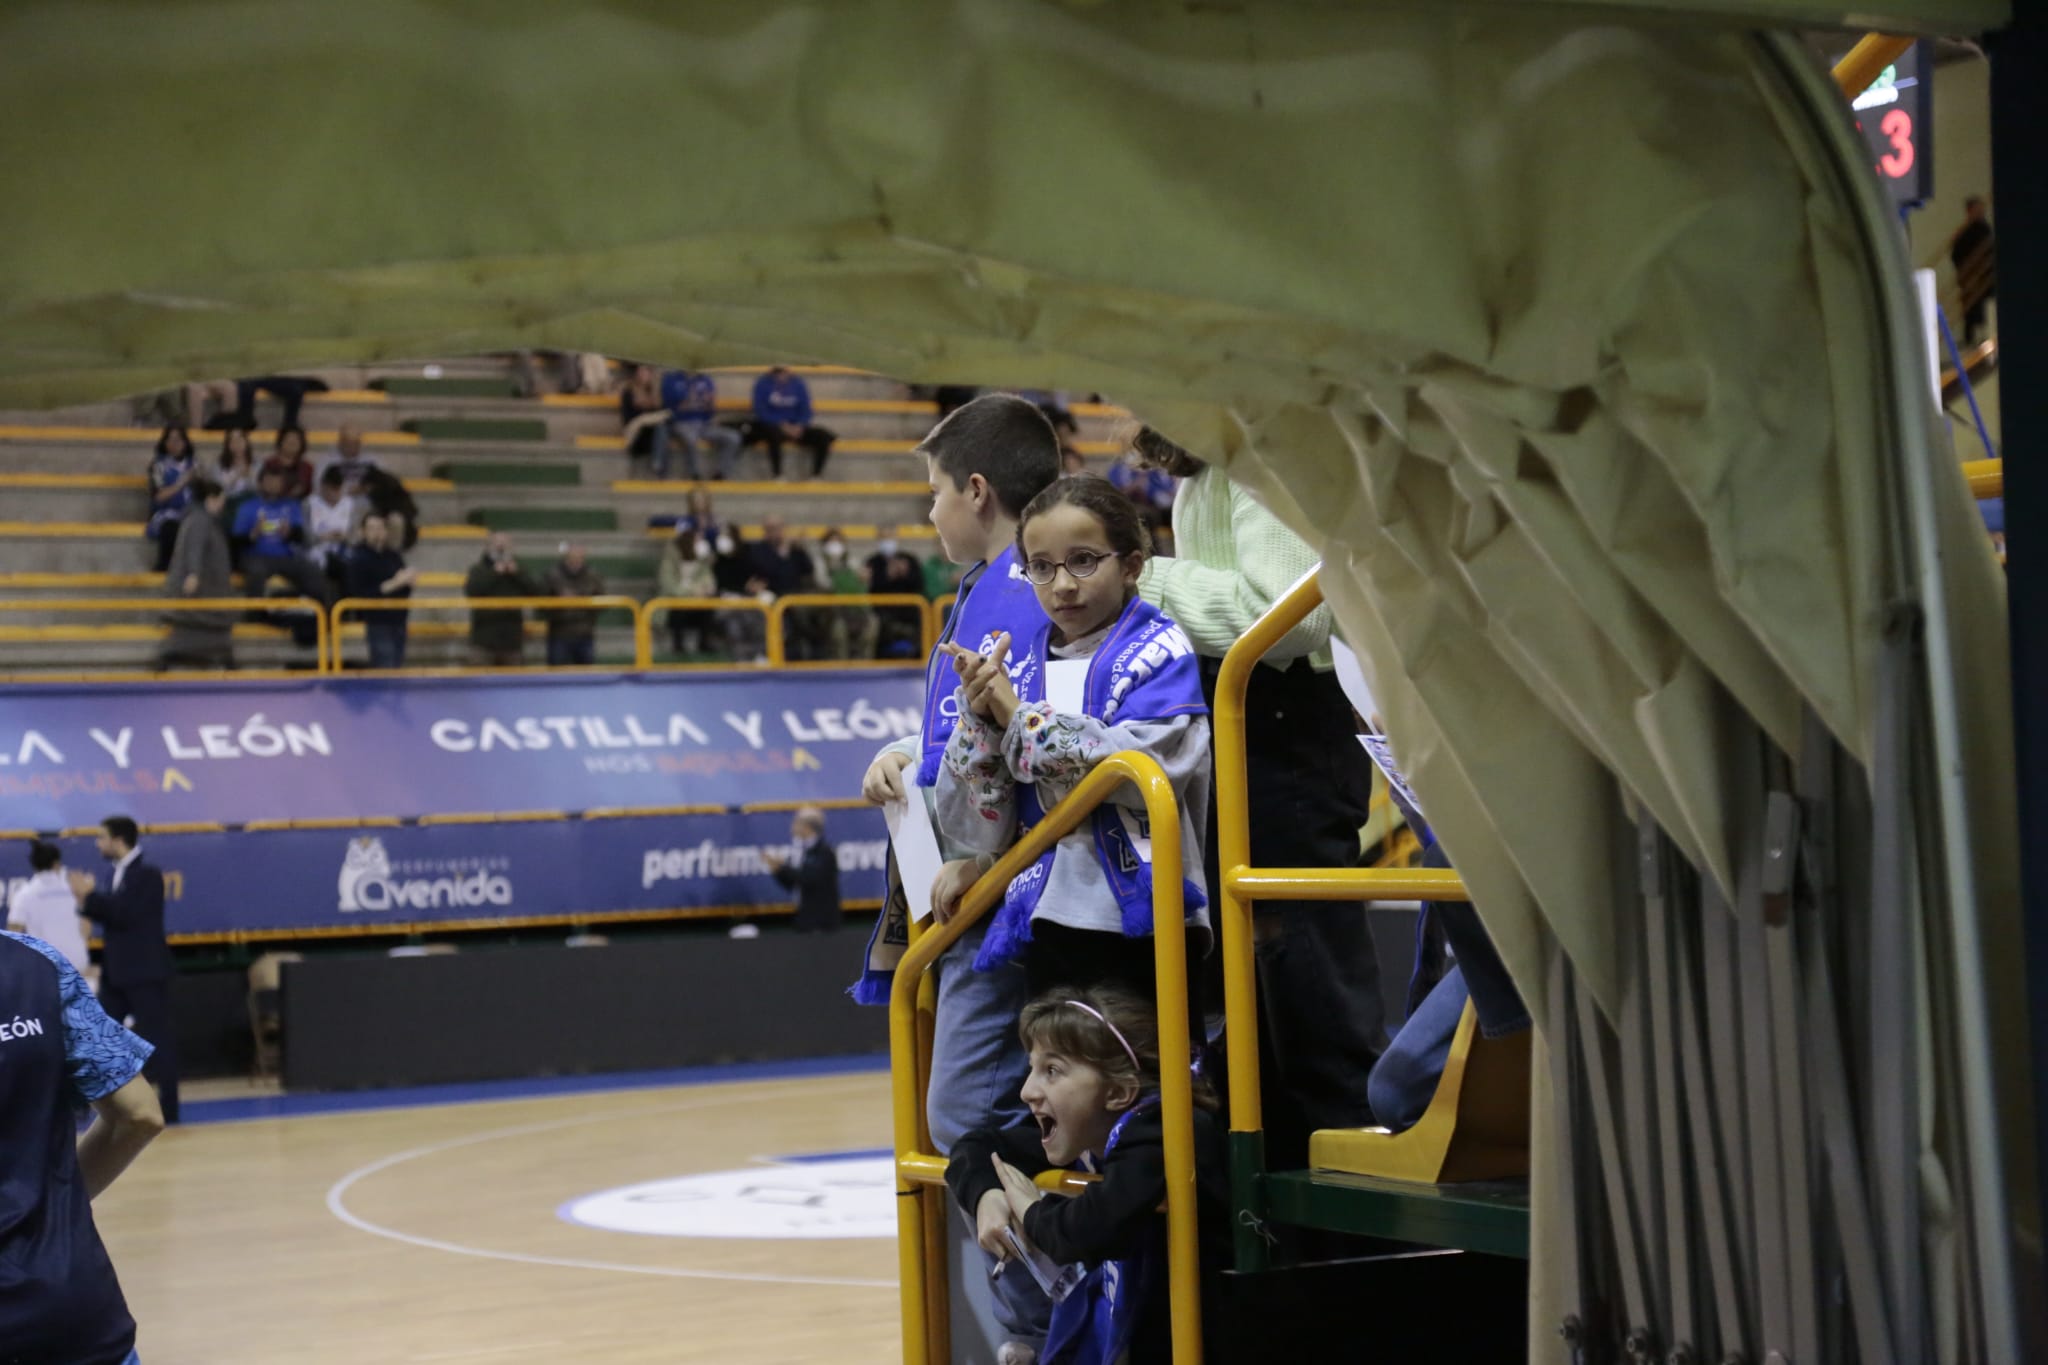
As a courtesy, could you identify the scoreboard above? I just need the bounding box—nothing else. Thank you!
[1846,42,1934,209]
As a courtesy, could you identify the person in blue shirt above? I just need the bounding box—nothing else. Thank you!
[740,365,837,480]
[144,426,197,573]
[231,465,332,607]
[0,930,165,1365]
[658,368,744,481]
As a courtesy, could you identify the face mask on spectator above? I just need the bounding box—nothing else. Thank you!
[823,539,846,561]
[877,537,899,557]
[715,534,737,556]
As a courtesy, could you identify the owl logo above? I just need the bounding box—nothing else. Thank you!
[338,837,392,912]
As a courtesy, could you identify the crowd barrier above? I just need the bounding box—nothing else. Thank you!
[0,593,943,681]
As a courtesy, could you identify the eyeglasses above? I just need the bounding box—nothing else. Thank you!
[1023,549,1119,585]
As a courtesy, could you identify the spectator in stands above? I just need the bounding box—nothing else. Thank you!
[188,374,327,431]
[0,925,164,1365]
[660,367,743,480]
[318,423,381,495]
[749,516,825,659]
[145,426,198,572]
[235,466,331,606]
[1128,425,1389,1165]
[466,532,536,667]
[710,526,770,663]
[341,513,418,669]
[922,549,963,603]
[742,365,836,480]
[1950,194,1997,345]
[678,486,722,542]
[818,527,878,660]
[764,807,842,933]
[619,364,668,472]
[215,427,257,504]
[304,465,361,575]
[70,815,180,1123]
[867,526,928,659]
[359,465,420,549]
[933,385,980,418]
[1109,447,1176,540]
[262,425,315,500]
[1016,389,1081,458]
[544,543,606,667]
[656,527,717,657]
[161,478,236,670]
[747,515,817,597]
[1061,447,1087,476]
[7,840,90,978]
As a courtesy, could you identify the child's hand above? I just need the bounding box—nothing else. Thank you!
[947,633,1019,727]
[861,749,913,805]
[992,1154,1042,1223]
[975,1188,1014,1258]
[931,857,983,924]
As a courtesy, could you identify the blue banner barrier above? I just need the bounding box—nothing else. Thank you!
[1,810,889,940]
[0,670,921,829]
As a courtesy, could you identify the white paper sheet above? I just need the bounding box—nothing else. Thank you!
[1329,638,1377,729]
[885,786,946,923]
[1046,659,1088,716]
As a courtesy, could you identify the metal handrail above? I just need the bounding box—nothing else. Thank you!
[1212,567,1474,1271]
[888,753,1201,1364]
[0,596,328,675]
[329,594,643,671]
[1831,33,1914,100]
[638,595,779,667]
[767,592,937,664]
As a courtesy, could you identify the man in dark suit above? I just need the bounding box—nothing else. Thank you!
[764,807,842,933]
[69,815,180,1123]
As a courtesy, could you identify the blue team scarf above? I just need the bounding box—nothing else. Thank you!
[916,545,1045,789]
[974,596,1208,973]
[1042,1098,1164,1365]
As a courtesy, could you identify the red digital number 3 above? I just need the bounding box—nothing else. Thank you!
[1879,109,1915,179]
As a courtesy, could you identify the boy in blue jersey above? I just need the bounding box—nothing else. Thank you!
[233,465,332,606]
[0,931,165,1365]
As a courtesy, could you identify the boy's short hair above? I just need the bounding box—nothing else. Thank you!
[915,393,1061,518]
[101,815,140,848]
[29,840,61,872]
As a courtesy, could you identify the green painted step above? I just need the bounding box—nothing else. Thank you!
[376,377,522,398]
[467,507,619,533]
[432,461,581,487]
[402,417,549,442]
[591,555,656,580]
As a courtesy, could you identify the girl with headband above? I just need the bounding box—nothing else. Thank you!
[946,986,1227,1365]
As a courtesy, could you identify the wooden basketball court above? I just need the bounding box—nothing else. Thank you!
[96,1065,902,1363]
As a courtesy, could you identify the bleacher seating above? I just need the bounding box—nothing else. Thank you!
[0,362,1127,674]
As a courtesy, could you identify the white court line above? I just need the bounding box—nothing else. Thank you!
[325,1079,897,1289]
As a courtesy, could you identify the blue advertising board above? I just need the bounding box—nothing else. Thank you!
[1,809,890,940]
[0,670,922,829]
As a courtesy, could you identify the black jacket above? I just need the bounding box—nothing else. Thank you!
[947,1105,1230,1362]
[771,840,841,933]
[81,856,174,986]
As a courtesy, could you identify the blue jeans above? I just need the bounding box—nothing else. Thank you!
[652,420,741,480]
[547,634,596,667]
[1368,965,1470,1132]
[928,921,1048,1343]
[366,619,407,669]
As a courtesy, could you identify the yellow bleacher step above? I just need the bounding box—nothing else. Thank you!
[611,479,929,497]
[640,522,937,541]
[578,433,1120,457]
[0,425,419,447]
[1307,1001,1531,1184]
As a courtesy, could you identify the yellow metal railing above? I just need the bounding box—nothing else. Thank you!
[0,592,949,680]
[0,596,327,678]
[329,595,643,672]
[1832,33,1915,100]
[767,592,938,668]
[889,753,1202,1364]
[1214,569,1475,1268]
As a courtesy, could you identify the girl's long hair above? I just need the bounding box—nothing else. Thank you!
[1019,985,1219,1114]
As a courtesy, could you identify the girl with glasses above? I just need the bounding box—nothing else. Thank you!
[934,473,1213,1004]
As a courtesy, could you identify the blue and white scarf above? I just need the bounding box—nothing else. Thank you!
[1041,1098,1164,1364]
[976,596,1208,972]
[917,545,1046,789]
